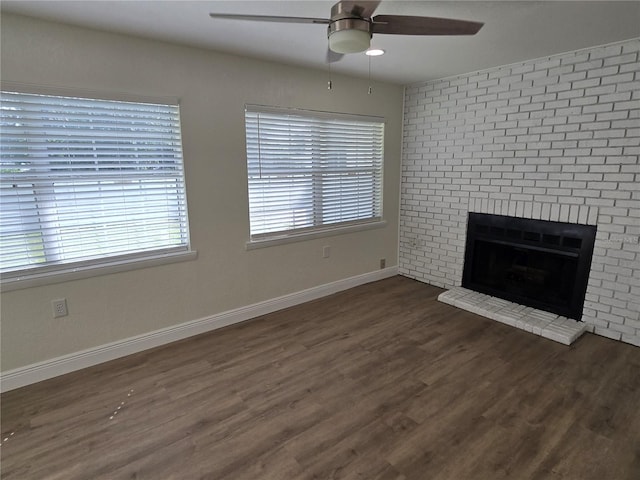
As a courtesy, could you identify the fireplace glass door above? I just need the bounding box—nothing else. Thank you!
[462,213,596,320]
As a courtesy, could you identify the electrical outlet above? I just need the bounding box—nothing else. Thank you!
[52,298,68,318]
[323,246,331,258]
[380,258,386,269]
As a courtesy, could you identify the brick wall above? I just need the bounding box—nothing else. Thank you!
[399,39,640,346]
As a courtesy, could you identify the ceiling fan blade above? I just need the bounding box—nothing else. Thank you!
[326,47,345,63]
[334,1,382,19]
[209,13,330,24]
[371,15,483,35]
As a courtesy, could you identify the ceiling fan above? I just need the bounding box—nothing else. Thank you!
[210,1,484,62]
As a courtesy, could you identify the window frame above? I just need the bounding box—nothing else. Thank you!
[0,87,195,291]
[244,105,385,248]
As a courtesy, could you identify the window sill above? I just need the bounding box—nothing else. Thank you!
[245,220,387,250]
[1,250,198,292]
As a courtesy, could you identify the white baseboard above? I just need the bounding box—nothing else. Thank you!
[0,267,398,392]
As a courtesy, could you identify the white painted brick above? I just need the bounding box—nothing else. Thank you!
[578,205,590,224]
[400,39,640,345]
[604,53,638,66]
[562,53,591,65]
[619,63,640,78]
[621,335,640,347]
[594,328,623,341]
[590,44,623,60]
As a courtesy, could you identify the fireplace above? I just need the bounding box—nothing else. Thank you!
[462,213,596,320]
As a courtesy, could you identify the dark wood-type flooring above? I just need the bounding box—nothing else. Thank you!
[2,276,640,479]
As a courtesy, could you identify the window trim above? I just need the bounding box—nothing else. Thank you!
[246,218,387,250]
[1,249,197,292]
[0,85,196,289]
[244,105,385,245]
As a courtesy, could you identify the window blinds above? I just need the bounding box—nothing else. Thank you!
[245,106,384,239]
[0,91,190,276]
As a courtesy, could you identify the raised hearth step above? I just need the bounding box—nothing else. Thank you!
[438,287,587,345]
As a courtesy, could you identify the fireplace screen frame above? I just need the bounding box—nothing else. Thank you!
[462,213,597,320]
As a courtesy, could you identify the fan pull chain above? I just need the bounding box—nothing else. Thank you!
[368,55,372,95]
[328,61,333,90]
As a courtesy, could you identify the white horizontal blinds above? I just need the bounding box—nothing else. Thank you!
[0,91,189,274]
[245,107,383,238]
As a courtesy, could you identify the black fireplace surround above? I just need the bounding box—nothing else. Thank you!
[462,213,597,320]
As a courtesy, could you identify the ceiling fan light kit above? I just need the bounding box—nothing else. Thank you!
[328,19,371,54]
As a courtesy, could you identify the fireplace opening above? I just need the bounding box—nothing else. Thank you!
[462,213,596,320]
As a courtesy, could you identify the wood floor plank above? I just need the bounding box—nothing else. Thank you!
[2,276,639,479]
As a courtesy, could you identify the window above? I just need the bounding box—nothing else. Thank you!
[245,106,384,242]
[0,91,191,282]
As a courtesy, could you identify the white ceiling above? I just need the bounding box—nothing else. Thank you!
[3,1,640,85]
